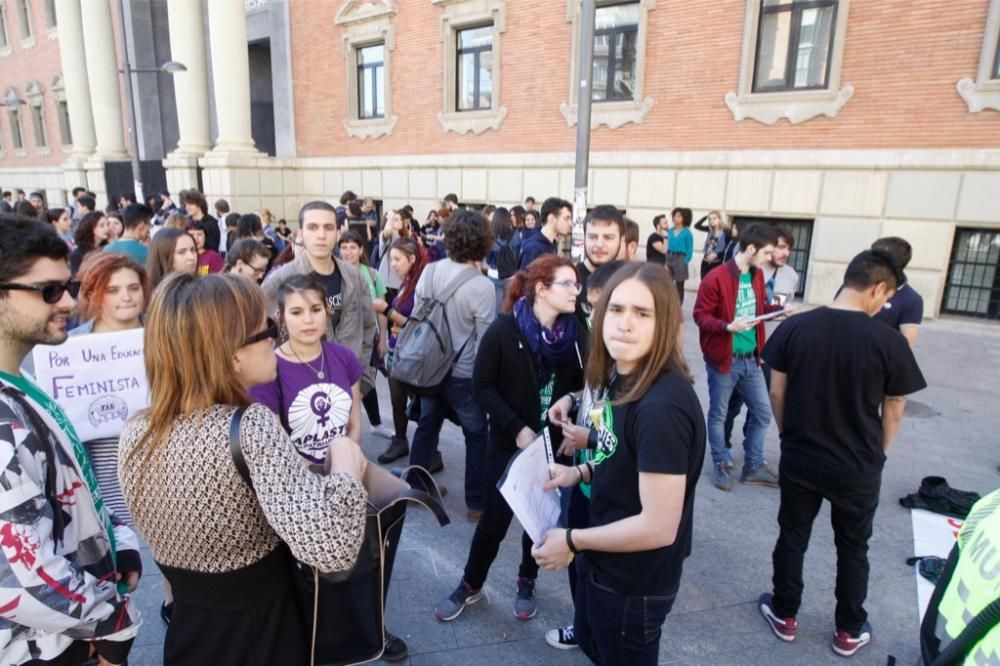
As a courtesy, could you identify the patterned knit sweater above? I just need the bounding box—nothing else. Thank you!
[118,403,367,573]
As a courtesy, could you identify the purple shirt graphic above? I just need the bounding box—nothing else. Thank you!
[250,341,363,464]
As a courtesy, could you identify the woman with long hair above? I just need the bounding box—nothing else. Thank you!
[106,212,124,242]
[694,210,731,278]
[119,273,368,665]
[523,209,541,234]
[147,228,198,290]
[485,207,521,311]
[338,230,394,440]
[434,254,587,623]
[370,236,428,464]
[374,210,412,301]
[70,210,110,275]
[532,262,706,666]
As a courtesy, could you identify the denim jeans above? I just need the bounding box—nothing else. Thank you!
[408,376,487,510]
[771,460,881,634]
[706,358,771,468]
[573,556,677,666]
[724,363,772,446]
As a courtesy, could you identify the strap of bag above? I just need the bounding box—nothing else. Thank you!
[397,465,451,526]
[435,264,481,305]
[228,408,253,490]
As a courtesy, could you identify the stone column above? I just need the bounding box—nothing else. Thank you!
[79,0,128,159]
[54,0,96,161]
[207,0,257,153]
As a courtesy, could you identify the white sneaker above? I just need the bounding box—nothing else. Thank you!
[370,424,394,439]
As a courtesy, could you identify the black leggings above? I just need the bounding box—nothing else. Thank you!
[362,385,381,426]
[388,377,410,439]
[675,281,685,304]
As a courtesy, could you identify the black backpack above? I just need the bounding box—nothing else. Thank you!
[495,236,519,280]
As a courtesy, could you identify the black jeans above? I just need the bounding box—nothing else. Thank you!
[565,484,591,603]
[463,444,538,588]
[771,459,881,634]
[574,556,676,666]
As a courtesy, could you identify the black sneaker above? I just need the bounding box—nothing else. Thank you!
[514,577,537,620]
[160,601,174,625]
[377,437,409,464]
[545,625,579,650]
[382,631,408,662]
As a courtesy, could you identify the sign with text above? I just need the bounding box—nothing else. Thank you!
[32,328,148,441]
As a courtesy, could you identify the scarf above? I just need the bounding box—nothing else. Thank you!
[513,297,579,388]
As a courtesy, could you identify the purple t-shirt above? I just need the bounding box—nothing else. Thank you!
[250,341,363,464]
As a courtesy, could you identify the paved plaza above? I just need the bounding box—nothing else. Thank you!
[125,306,1000,665]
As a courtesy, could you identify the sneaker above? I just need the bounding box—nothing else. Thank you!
[711,462,733,491]
[758,593,797,642]
[545,625,579,650]
[382,631,408,662]
[832,624,872,657]
[435,579,484,621]
[370,423,395,439]
[377,436,409,464]
[722,449,734,470]
[429,451,444,474]
[741,464,780,488]
[514,577,537,620]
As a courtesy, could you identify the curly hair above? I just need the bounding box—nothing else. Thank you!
[77,252,150,323]
[443,209,493,263]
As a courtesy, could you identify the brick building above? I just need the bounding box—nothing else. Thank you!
[2,0,1000,318]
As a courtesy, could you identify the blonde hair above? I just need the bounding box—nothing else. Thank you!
[708,210,730,230]
[127,273,265,476]
[165,212,188,230]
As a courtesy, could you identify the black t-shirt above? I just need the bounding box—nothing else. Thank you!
[762,307,927,477]
[874,283,924,331]
[646,232,667,264]
[587,370,706,595]
[575,262,592,310]
[313,269,344,333]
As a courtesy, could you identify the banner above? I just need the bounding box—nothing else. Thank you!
[32,328,148,441]
[910,508,963,622]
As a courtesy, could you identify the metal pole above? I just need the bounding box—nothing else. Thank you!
[571,0,596,263]
[118,0,143,202]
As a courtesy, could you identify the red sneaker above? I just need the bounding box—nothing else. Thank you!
[758,593,797,642]
[832,624,872,657]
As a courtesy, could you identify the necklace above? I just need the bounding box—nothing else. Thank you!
[286,342,326,380]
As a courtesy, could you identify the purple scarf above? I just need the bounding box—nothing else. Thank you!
[513,297,579,387]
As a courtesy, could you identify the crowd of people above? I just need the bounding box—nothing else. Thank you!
[0,183,946,666]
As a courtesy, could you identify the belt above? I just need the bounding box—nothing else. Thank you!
[732,352,756,360]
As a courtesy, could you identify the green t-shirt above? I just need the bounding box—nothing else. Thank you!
[539,376,555,421]
[359,265,387,300]
[0,371,119,566]
[733,272,757,355]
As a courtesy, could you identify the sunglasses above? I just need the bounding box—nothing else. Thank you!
[0,280,81,304]
[243,317,278,347]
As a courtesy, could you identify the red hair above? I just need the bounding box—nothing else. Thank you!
[389,237,428,307]
[77,252,151,322]
[502,254,575,312]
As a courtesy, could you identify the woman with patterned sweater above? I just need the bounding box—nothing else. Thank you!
[119,272,368,666]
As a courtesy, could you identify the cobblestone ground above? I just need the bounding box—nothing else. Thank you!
[125,307,1000,665]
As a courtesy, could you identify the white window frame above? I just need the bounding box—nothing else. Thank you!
[51,74,71,150]
[335,0,398,140]
[725,0,853,125]
[957,0,1000,113]
[25,80,49,155]
[0,1,12,58]
[16,0,34,49]
[560,0,656,130]
[433,0,507,135]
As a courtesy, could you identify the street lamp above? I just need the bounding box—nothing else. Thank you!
[117,0,187,203]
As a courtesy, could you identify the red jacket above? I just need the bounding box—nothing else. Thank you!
[693,260,782,374]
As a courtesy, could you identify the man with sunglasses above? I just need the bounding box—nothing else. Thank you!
[0,215,143,665]
[757,249,925,658]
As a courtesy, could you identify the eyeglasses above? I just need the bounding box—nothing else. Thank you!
[243,317,278,347]
[549,279,582,294]
[0,280,80,304]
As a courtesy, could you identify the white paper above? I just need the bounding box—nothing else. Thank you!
[909,508,963,622]
[743,309,787,325]
[498,433,562,545]
[31,328,149,441]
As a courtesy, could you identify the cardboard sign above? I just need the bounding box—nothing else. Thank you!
[910,508,963,622]
[32,328,148,441]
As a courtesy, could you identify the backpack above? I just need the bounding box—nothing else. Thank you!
[495,236,519,280]
[390,263,480,396]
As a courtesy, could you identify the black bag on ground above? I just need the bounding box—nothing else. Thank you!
[228,410,449,665]
[899,476,981,519]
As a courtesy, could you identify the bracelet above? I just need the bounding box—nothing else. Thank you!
[585,461,595,483]
[575,466,583,485]
[586,429,599,450]
[566,528,579,555]
[384,307,395,319]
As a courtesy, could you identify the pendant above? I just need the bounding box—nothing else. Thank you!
[317,371,325,379]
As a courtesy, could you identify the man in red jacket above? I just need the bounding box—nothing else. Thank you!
[693,224,785,491]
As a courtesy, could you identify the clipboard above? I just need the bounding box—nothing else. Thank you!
[496,430,562,544]
[741,308,786,325]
